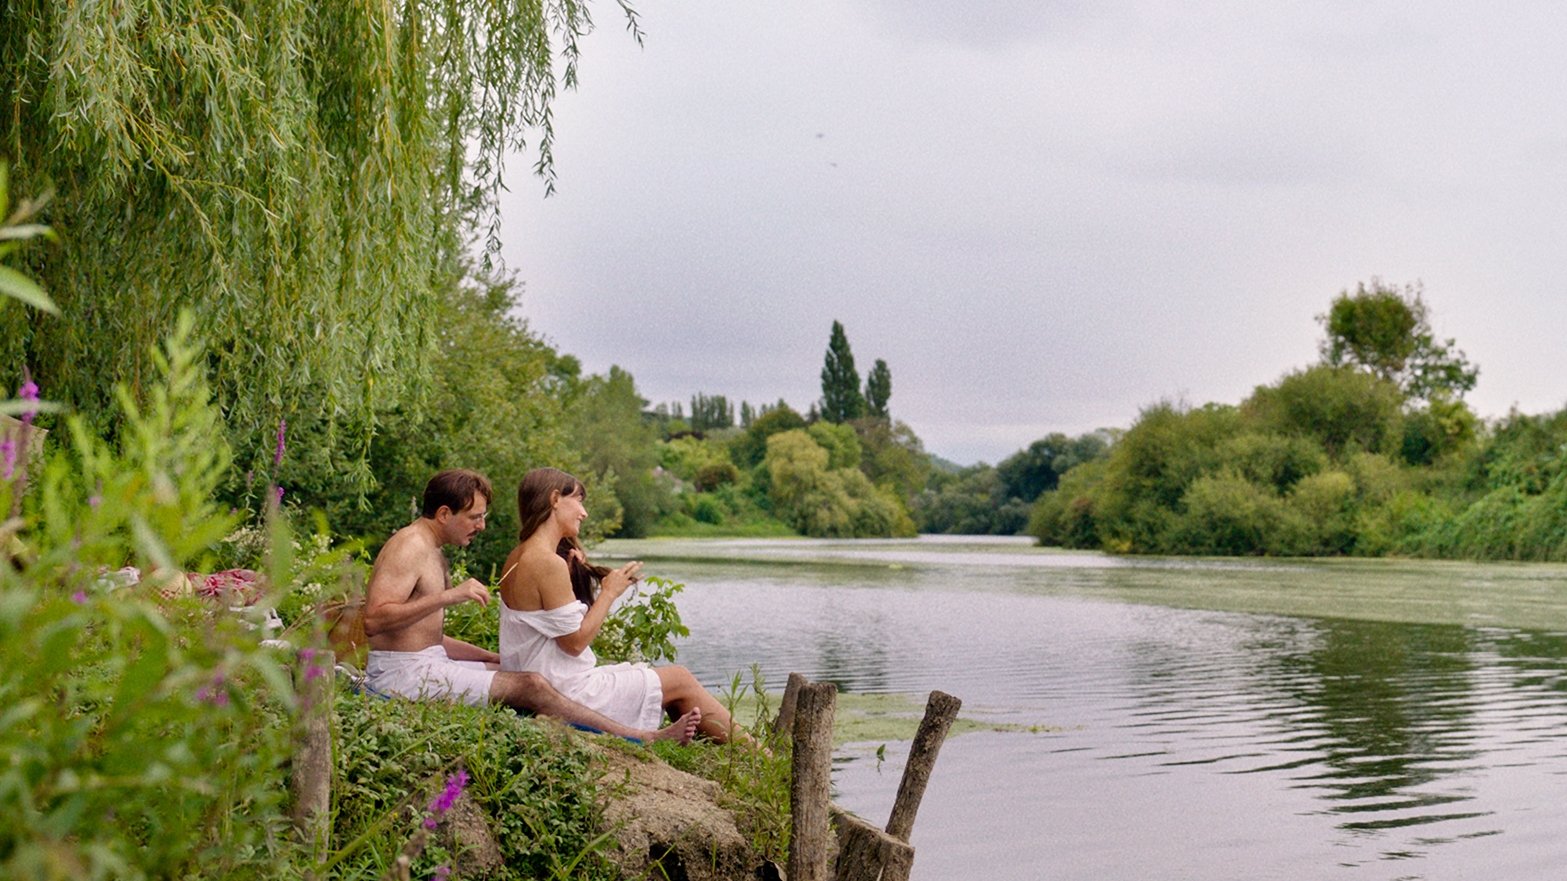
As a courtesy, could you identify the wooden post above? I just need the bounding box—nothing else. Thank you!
[773,671,808,736]
[291,648,335,863]
[831,808,914,881]
[788,680,837,881]
[884,690,961,843]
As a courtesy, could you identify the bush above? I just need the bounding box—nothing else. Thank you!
[1243,365,1405,458]
[1172,470,1287,556]
[1,319,305,880]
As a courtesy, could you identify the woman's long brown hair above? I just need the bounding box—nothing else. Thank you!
[517,467,608,607]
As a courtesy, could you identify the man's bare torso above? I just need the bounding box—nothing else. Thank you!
[366,522,452,652]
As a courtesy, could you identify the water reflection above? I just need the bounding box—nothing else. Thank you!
[610,539,1567,880]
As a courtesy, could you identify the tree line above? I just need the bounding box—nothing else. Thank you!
[1030,282,1567,561]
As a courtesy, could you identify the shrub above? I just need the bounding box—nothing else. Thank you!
[1173,470,1287,555]
[1243,365,1405,458]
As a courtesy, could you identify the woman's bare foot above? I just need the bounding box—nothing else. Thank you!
[647,708,702,745]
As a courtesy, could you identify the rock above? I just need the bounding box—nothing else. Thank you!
[593,746,769,881]
[443,791,504,876]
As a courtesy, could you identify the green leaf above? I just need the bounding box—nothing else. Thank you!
[0,264,58,314]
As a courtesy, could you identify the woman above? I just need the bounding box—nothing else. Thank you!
[498,467,743,743]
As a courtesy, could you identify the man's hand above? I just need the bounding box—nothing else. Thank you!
[443,577,492,608]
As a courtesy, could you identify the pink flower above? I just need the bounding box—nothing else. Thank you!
[0,437,14,481]
[196,671,230,707]
[16,373,39,426]
[431,865,451,880]
[71,590,88,604]
[274,418,287,467]
[423,768,470,829]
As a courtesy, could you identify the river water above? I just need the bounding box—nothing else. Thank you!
[601,536,1567,881]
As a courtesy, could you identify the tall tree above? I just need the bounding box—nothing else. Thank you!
[0,0,631,492]
[819,320,866,423]
[1318,280,1478,401]
[865,359,892,420]
[690,392,734,432]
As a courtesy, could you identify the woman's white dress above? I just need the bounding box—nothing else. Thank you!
[498,598,664,730]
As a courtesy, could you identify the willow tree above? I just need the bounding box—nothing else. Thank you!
[0,0,636,493]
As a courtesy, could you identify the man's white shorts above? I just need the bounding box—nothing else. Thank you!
[365,645,495,707]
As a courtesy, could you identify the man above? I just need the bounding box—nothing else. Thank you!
[362,468,698,743]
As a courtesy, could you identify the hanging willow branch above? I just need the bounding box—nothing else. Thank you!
[0,0,633,487]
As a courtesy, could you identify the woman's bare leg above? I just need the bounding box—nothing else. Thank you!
[655,665,754,744]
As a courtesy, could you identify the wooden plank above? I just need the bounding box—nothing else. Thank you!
[788,680,837,881]
[884,690,961,842]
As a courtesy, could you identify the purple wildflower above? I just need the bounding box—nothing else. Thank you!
[0,437,13,481]
[17,375,39,426]
[431,865,452,881]
[88,493,102,508]
[71,590,88,605]
[299,647,326,681]
[196,671,230,707]
[423,768,470,829]
[274,485,285,505]
[273,418,287,467]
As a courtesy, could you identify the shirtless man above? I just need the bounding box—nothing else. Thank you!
[362,468,698,743]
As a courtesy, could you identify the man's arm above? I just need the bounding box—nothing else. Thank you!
[362,539,490,637]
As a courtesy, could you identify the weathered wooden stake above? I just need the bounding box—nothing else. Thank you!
[884,690,961,843]
[290,648,335,863]
[773,670,808,736]
[789,680,838,881]
[831,807,914,881]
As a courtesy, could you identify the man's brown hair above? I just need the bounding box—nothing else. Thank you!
[421,469,493,518]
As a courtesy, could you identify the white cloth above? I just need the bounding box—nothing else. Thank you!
[499,599,664,730]
[365,645,495,707]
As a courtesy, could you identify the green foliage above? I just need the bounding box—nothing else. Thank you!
[1028,459,1107,549]
[995,431,1112,504]
[729,402,807,469]
[0,163,57,316]
[763,430,914,538]
[566,366,673,539]
[915,465,1030,535]
[1171,469,1290,556]
[1244,365,1405,458]
[864,358,892,420]
[1,0,633,499]
[819,320,866,423]
[1318,280,1478,401]
[1217,431,1325,493]
[329,270,580,573]
[0,320,302,880]
[595,576,691,664]
[689,392,735,432]
[1399,396,1479,466]
[807,421,864,471]
[853,418,932,502]
[333,694,618,881]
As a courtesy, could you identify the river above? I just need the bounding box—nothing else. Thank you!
[600,535,1567,881]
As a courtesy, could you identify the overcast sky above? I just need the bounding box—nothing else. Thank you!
[500,1,1567,466]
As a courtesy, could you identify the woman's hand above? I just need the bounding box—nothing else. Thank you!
[599,560,644,601]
